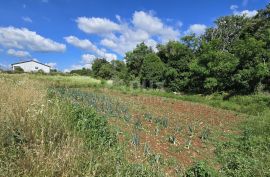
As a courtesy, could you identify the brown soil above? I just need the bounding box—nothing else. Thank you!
[84,88,242,176]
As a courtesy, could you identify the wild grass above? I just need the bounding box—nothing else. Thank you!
[0,74,162,176]
[0,76,87,176]
[1,73,269,176]
[216,110,270,177]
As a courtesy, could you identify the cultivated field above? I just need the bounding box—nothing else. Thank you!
[0,74,269,176]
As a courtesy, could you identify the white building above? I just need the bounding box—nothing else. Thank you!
[11,60,51,73]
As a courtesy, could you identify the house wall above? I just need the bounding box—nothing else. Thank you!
[12,61,50,73]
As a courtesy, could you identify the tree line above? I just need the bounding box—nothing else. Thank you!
[71,4,270,95]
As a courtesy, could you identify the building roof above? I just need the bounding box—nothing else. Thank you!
[11,60,51,68]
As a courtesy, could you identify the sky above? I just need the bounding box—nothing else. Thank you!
[0,0,269,71]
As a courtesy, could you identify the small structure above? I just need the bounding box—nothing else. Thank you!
[11,60,51,73]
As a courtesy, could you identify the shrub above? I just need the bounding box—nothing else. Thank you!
[185,161,218,177]
[70,104,117,147]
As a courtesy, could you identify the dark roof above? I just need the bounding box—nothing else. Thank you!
[11,60,51,68]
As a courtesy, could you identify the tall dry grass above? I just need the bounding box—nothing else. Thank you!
[0,75,92,176]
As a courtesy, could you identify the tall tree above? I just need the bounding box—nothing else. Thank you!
[92,58,110,78]
[190,40,239,93]
[157,41,195,91]
[125,42,153,77]
[231,37,270,93]
[204,15,250,51]
[140,53,165,88]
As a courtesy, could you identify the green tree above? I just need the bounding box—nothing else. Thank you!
[231,37,270,93]
[125,42,153,77]
[204,15,250,51]
[70,68,92,76]
[157,41,195,91]
[92,58,109,78]
[111,60,131,84]
[98,63,114,80]
[140,53,165,88]
[190,40,239,93]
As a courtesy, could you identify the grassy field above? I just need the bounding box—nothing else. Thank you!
[0,74,269,176]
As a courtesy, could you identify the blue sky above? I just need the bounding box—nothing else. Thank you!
[0,0,269,71]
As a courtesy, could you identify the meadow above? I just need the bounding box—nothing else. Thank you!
[0,73,269,177]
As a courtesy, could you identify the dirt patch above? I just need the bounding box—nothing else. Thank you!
[83,88,242,175]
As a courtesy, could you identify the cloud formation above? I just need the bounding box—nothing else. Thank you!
[231,5,258,18]
[7,49,31,58]
[22,16,33,23]
[0,26,66,52]
[64,54,97,72]
[76,17,121,35]
[76,11,180,56]
[185,24,207,35]
[64,35,117,61]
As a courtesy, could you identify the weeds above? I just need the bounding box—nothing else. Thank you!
[168,135,177,145]
[144,142,151,156]
[154,116,169,129]
[200,128,210,142]
[131,133,140,147]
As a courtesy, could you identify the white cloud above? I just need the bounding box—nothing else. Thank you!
[144,39,158,52]
[65,35,117,61]
[65,36,97,51]
[76,11,181,56]
[132,11,163,34]
[64,54,97,72]
[186,24,207,35]
[7,49,31,58]
[99,28,150,55]
[46,62,57,68]
[22,16,32,23]
[230,5,238,11]
[230,5,257,18]
[76,17,121,34]
[115,15,122,22]
[235,10,258,17]
[132,11,180,42]
[100,38,117,48]
[0,26,66,52]
[82,54,96,63]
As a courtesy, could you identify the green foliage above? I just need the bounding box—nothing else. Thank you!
[157,41,195,91]
[185,161,218,177]
[70,104,117,147]
[70,67,92,76]
[140,53,165,88]
[125,42,153,77]
[154,117,168,129]
[190,43,239,93]
[120,4,270,95]
[98,62,114,79]
[131,133,140,146]
[204,15,250,51]
[200,128,210,142]
[216,111,270,177]
[120,164,163,177]
[231,37,270,93]
[168,135,176,144]
[92,58,112,79]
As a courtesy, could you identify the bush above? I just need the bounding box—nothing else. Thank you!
[185,161,218,177]
[70,104,117,147]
